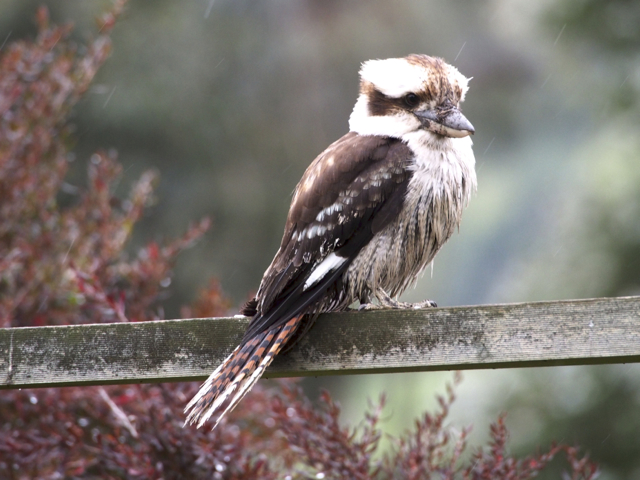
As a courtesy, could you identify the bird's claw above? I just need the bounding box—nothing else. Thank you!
[358,292,437,310]
[410,299,438,309]
[381,299,437,309]
[358,303,383,311]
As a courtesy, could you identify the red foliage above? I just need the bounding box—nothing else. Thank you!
[269,384,384,479]
[0,5,600,480]
[377,374,598,480]
[0,4,210,327]
[0,378,599,479]
[465,414,547,479]
[1,382,287,479]
[463,415,598,480]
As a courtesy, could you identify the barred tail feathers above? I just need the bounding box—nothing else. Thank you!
[184,316,301,429]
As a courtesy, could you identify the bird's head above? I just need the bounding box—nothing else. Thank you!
[349,54,474,140]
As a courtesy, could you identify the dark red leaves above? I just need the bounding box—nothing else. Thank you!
[463,414,598,480]
[1,378,599,479]
[0,6,211,327]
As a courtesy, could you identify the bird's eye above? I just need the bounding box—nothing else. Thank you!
[404,93,419,108]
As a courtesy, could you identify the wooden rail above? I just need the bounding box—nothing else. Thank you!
[1,296,640,389]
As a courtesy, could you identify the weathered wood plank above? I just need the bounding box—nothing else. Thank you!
[1,296,640,389]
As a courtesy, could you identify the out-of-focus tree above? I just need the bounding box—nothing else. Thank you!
[486,1,640,479]
[546,0,640,115]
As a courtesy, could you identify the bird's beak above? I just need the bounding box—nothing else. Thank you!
[414,107,475,138]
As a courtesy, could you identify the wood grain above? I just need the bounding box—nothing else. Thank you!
[2,296,640,389]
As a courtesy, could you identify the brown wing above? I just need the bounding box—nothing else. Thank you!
[241,132,413,339]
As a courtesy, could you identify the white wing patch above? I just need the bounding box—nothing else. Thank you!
[303,252,347,290]
[315,202,344,222]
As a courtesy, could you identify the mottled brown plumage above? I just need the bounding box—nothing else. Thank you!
[185,54,476,428]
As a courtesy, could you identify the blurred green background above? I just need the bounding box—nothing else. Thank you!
[3,0,640,477]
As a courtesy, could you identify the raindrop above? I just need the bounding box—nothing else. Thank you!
[0,31,11,50]
[553,24,567,46]
[620,75,630,88]
[103,86,117,108]
[454,41,467,62]
[482,137,495,157]
[205,0,216,19]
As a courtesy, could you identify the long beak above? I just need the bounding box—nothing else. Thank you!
[414,107,475,138]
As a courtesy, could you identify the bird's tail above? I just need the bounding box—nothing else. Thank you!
[184,316,301,429]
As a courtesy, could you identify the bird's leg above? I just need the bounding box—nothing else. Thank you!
[359,289,437,310]
[357,292,382,311]
[379,289,437,309]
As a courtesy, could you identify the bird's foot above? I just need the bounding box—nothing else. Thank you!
[405,299,438,309]
[358,302,384,311]
[381,298,438,309]
[359,291,437,310]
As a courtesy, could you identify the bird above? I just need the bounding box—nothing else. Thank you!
[185,54,476,429]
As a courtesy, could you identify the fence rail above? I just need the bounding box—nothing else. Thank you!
[2,296,640,389]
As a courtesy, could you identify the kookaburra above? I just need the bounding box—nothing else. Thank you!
[186,54,476,428]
